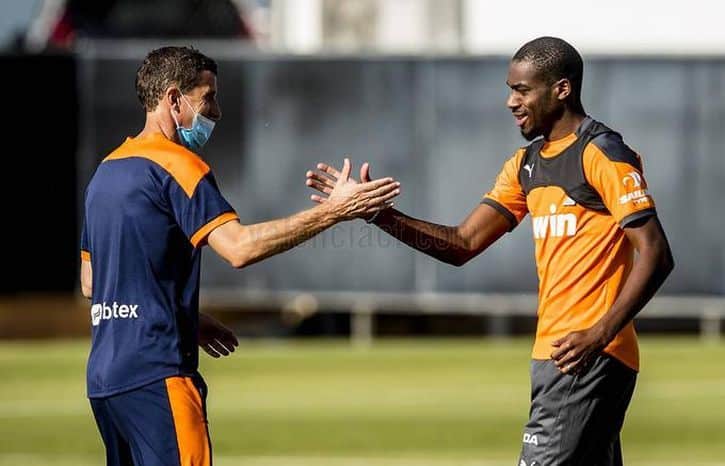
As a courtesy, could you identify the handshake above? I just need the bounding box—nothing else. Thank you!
[304,158,400,222]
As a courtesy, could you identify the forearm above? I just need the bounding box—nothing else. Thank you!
[233,204,340,268]
[595,245,674,342]
[372,209,470,265]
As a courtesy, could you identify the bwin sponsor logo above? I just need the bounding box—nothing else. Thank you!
[91,302,139,326]
[532,203,577,240]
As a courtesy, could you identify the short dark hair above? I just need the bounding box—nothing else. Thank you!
[135,46,218,112]
[512,37,583,103]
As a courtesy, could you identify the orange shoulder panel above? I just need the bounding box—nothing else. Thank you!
[104,134,210,198]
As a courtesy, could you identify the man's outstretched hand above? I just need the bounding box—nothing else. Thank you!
[199,312,239,358]
[306,159,398,221]
[306,160,375,203]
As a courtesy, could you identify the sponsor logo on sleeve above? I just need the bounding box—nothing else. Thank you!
[619,171,651,205]
[622,171,642,188]
[619,189,649,205]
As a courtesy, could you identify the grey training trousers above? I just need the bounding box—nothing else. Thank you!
[517,353,637,466]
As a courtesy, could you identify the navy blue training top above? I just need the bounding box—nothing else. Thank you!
[80,133,238,398]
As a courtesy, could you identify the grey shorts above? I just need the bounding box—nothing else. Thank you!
[517,353,637,466]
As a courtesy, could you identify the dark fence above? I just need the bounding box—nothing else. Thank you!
[76,41,725,296]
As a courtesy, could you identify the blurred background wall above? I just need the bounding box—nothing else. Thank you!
[76,49,725,297]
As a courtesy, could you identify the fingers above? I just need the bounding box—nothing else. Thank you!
[311,166,339,184]
[310,194,327,203]
[551,337,581,373]
[205,338,234,358]
[550,340,570,360]
[365,201,395,213]
[222,331,239,348]
[339,158,351,183]
[213,339,232,356]
[202,344,221,358]
[561,356,585,374]
[306,178,334,195]
[364,181,401,202]
[317,162,341,179]
[554,348,579,369]
[306,170,336,188]
[367,187,400,207]
[359,176,396,190]
[360,162,371,183]
[551,337,588,374]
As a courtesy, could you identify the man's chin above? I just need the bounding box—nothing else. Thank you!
[520,127,540,141]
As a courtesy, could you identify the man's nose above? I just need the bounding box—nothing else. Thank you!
[208,106,222,121]
[506,92,518,110]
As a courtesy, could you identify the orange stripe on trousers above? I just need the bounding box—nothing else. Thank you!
[165,377,211,466]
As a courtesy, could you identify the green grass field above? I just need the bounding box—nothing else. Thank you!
[0,337,723,466]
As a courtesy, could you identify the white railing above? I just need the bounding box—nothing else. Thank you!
[200,290,725,345]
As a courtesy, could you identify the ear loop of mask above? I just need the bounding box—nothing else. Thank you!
[170,93,198,129]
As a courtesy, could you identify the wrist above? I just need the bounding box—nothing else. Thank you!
[365,210,382,224]
[592,320,616,347]
[366,206,392,224]
[318,200,347,224]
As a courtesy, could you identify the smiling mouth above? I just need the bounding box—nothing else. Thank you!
[513,113,528,127]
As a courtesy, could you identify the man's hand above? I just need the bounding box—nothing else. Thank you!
[551,325,610,375]
[198,312,239,358]
[306,160,372,199]
[306,159,397,220]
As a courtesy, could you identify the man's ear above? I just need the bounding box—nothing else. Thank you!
[165,87,182,114]
[553,78,571,102]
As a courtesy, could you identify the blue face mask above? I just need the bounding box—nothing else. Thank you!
[172,95,216,152]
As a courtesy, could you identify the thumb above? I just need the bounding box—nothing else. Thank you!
[551,338,563,347]
[360,162,371,182]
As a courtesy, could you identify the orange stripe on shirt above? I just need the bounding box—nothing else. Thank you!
[104,133,210,197]
[80,250,91,262]
[190,212,239,248]
[165,377,211,466]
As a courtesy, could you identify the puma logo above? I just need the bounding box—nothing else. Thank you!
[524,163,534,178]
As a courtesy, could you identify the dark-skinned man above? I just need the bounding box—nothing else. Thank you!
[306,37,674,465]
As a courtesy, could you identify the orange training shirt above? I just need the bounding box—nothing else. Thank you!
[483,117,656,371]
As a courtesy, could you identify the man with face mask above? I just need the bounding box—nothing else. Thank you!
[306,37,674,465]
[79,46,400,466]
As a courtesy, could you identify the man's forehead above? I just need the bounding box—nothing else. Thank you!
[198,70,217,88]
[188,71,217,95]
[507,60,544,86]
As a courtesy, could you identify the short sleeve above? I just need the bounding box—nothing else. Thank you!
[167,172,239,247]
[584,139,656,227]
[80,221,91,261]
[481,149,529,230]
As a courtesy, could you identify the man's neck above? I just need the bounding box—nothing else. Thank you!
[136,113,180,144]
[544,110,587,141]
